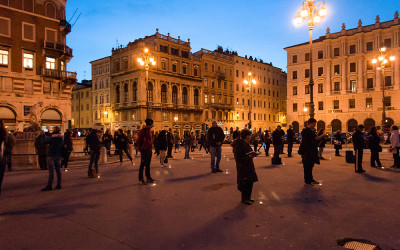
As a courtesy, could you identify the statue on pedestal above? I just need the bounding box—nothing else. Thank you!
[24,102,43,132]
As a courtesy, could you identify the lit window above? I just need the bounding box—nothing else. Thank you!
[23,53,34,68]
[0,50,9,65]
[46,57,55,69]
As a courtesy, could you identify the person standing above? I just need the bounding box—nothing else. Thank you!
[317,129,327,160]
[191,132,197,152]
[136,119,155,185]
[61,130,73,171]
[0,120,7,196]
[35,131,48,170]
[174,132,181,153]
[334,130,343,156]
[390,126,400,168]
[232,129,258,205]
[157,130,168,168]
[166,128,174,158]
[41,127,64,191]
[367,127,382,168]
[232,127,240,141]
[4,129,16,171]
[207,121,225,173]
[86,129,102,177]
[115,129,134,165]
[272,125,284,163]
[300,118,323,184]
[352,125,366,173]
[287,125,295,157]
[264,130,271,157]
[102,130,113,156]
[252,132,259,152]
[183,131,191,159]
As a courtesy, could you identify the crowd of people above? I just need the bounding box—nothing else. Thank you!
[0,118,399,206]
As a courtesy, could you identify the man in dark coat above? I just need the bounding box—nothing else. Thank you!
[102,130,113,156]
[136,119,155,184]
[232,127,240,140]
[115,129,134,164]
[166,128,174,158]
[41,127,64,191]
[287,125,295,157]
[352,125,366,173]
[86,129,102,177]
[300,118,325,184]
[232,129,258,205]
[207,120,225,173]
[272,125,284,161]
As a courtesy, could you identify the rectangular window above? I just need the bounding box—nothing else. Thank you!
[163,112,168,121]
[334,47,340,57]
[349,99,355,109]
[384,38,392,48]
[292,71,297,80]
[318,67,323,76]
[349,80,357,92]
[161,62,166,70]
[334,65,340,74]
[182,66,187,74]
[211,80,215,88]
[305,69,310,78]
[366,42,373,51]
[22,23,35,42]
[334,82,340,91]
[305,53,310,61]
[0,17,11,37]
[224,81,227,90]
[0,49,9,66]
[204,63,208,71]
[293,103,298,112]
[171,48,179,56]
[292,55,297,63]
[172,64,177,72]
[318,50,323,59]
[384,96,391,107]
[305,85,310,94]
[181,51,189,58]
[385,76,392,86]
[350,62,356,72]
[318,84,323,93]
[45,57,55,69]
[318,101,323,110]
[45,28,56,43]
[293,86,297,96]
[236,70,239,77]
[23,53,34,69]
[194,68,198,76]
[86,104,89,110]
[333,100,339,109]
[349,45,356,54]
[160,45,168,53]
[367,78,374,89]
[204,78,208,87]
[366,98,372,108]
[367,60,373,70]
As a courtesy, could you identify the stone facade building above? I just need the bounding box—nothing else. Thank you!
[285,13,400,134]
[0,0,76,132]
[71,80,92,129]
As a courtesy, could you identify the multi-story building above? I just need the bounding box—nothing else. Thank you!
[108,30,203,135]
[71,80,92,129]
[285,13,400,133]
[90,56,111,130]
[0,0,76,132]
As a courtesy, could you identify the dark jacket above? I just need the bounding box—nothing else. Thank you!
[207,126,225,147]
[64,135,73,152]
[86,133,101,152]
[287,129,295,143]
[102,133,113,145]
[232,138,258,184]
[300,127,320,165]
[41,133,64,157]
[334,133,342,149]
[35,135,47,156]
[166,132,174,145]
[183,134,192,146]
[232,130,240,140]
[157,132,168,150]
[352,130,365,150]
[317,131,327,148]
[115,133,129,149]
[272,129,284,145]
[367,132,381,151]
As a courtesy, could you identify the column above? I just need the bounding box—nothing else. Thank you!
[357,59,363,93]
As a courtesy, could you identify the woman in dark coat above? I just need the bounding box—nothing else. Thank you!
[368,127,382,168]
[334,130,343,156]
[61,130,73,171]
[232,129,258,205]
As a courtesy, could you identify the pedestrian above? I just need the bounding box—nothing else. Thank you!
[334,130,343,156]
[299,118,323,185]
[264,130,271,157]
[232,129,258,205]
[367,127,382,168]
[35,131,48,170]
[102,129,113,156]
[157,130,168,167]
[41,126,64,191]
[287,125,295,157]
[183,131,191,159]
[126,130,134,158]
[352,125,366,173]
[167,128,174,158]
[317,128,327,160]
[136,119,155,185]
[115,129,134,165]
[252,132,259,152]
[232,126,240,140]
[4,128,16,171]
[0,120,7,196]
[207,120,224,173]
[389,126,400,168]
[174,132,181,153]
[86,129,102,177]
[191,132,197,152]
[132,131,139,156]
[272,125,284,163]
[153,131,160,156]
[61,130,73,171]
[257,131,265,152]
[113,130,119,155]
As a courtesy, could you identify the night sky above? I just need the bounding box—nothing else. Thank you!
[65,0,400,81]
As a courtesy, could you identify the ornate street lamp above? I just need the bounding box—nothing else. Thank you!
[244,72,256,130]
[372,47,395,132]
[295,0,327,119]
[137,48,156,119]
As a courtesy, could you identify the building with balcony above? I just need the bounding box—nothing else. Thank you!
[71,80,92,129]
[0,0,76,131]
[285,12,400,133]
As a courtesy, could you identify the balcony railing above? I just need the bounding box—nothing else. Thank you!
[210,103,233,110]
[42,68,77,82]
[331,90,341,95]
[42,40,73,57]
[60,20,72,34]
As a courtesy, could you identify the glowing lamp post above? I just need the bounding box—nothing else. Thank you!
[137,48,156,119]
[244,72,256,130]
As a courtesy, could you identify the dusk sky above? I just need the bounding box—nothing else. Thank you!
[66,0,400,81]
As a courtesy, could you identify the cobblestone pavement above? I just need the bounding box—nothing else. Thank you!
[0,145,399,250]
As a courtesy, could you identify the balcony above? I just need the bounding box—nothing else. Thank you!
[364,87,374,92]
[346,89,357,94]
[42,68,77,84]
[60,20,72,34]
[210,103,233,110]
[42,40,73,57]
[331,90,341,95]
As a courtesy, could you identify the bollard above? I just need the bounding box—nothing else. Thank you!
[99,146,107,163]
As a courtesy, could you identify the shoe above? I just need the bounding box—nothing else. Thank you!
[356,170,366,173]
[250,199,255,203]
[147,178,155,183]
[216,169,223,173]
[41,186,52,191]
[241,200,252,205]
[311,180,320,185]
[131,161,135,166]
[139,180,146,185]
[371,165,377,168]
[211,169,217,173]
[305,182,312,185]
[55,184,61,189]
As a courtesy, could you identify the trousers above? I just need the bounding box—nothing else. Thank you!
[210,146,222,170]
[139,149,152,181]
[46,156,62,187]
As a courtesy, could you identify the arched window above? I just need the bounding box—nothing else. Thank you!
[172,86,178,104]
[331,119,342,133]
[45,2,56,19]
[147,82,153,102]
[347,119,358,132]
[124,84,129,102]
[292,121,300,134]
[182,87,188,105]
[194,89,199,106]
[317,120,326,131]
[132,82,137,102]
[116,86,120,103]
[161,84,167,103]
[364,118,375,133]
